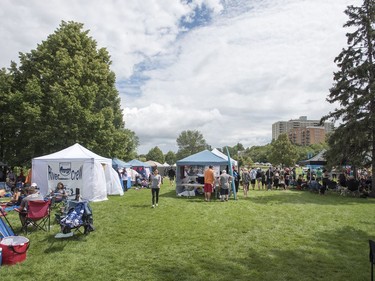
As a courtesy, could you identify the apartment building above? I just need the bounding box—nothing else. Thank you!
[288,126,326,145]
[272,116,334,144]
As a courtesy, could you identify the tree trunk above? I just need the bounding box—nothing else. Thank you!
[363,0,375,197]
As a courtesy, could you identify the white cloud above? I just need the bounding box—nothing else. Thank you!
[0,0,362,154]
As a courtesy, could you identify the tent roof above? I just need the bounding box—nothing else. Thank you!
[33,143,111,164]
[211,148,238,166]
[112,158,131,169]
[299,150,327,166]
[177,150,229,166]
[145,160,163,167]
[128,159,151,167]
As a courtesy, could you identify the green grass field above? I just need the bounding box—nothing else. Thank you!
[1,180,374,281]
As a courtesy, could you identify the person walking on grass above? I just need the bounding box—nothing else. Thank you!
[151,169,161,208]
[204,165,215,202]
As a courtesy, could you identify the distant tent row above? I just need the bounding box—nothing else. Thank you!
[112,158,131,170]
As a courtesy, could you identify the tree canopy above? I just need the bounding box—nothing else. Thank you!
[164,151,176,165]
[268,134,298,167]
[146,146,165,164]
[322,0,375,191]
[176,130,210,160]
[0,21,138,166]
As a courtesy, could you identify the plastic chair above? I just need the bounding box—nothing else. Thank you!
[20,200,51,234]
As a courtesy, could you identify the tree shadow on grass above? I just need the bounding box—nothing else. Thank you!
[159,188,374,207]
[247,190,375,206]
[150,226,371,281]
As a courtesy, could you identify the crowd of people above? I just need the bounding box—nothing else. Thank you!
[199,164,373,201]
[238,165,373,198]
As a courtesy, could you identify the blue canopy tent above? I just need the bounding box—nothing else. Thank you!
[128,159,151,181]
[112,158,131,170]
[176,150,229,194]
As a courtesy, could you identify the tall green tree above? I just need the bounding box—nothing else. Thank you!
[4,21,137,165]
[246,144,271,163]
[176,130,209,160]
[221,143,245,160]
[321,0,375,193]
[0,68,16,162]
[164,151,176,165]
[146,146,165,164]
[268,134,298,167]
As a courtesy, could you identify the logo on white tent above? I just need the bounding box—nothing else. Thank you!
[60,162,71,177]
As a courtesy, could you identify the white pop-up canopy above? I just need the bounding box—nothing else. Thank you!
[32,143,123,202]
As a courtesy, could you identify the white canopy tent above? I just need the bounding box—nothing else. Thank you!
[211,148,238,167]
[32,143,123,202]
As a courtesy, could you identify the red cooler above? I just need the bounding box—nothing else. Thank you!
[0,236,29,265]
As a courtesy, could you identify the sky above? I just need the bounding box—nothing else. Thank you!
[0,0,361,154]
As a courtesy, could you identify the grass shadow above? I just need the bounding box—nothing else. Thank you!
[247,190,375,206]
[150,225,371,281]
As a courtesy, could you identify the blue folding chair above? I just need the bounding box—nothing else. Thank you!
[0,207,15,238]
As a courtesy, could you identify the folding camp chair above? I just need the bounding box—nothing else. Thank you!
[370,240,375,281]
[55,201,94,238]
[19,200,51,234]
[0,207,15,238]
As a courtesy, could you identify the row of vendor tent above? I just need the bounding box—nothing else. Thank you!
[111,159,154,184]
[145,161,172,176]
[112,158,171,170]
[112,158,173,178]
[112,157,131,169]
[32,143,123,202]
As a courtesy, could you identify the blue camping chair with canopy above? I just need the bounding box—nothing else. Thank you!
[0,207,15,238]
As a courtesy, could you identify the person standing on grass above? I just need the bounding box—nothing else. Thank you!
[219,170,233,201]
[242,168,250,198]
[151,169,161,208]
[233,167,240,193]
[168,168,176,186]
[204,165,215,202]
[256,168,262,189]
[249,167,257,190]
[266,166,273,190]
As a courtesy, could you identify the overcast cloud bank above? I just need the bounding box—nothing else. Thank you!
[0,0,360,154]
